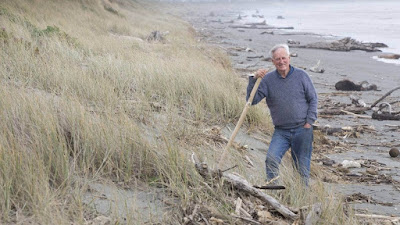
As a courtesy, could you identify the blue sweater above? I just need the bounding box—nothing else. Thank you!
[247,66,318,129]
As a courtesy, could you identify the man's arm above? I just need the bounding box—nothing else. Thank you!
[246,69,268,105]
[304,75,318,126]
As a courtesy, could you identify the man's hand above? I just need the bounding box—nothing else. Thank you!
[304,123,311,128]
[254,68,268,79]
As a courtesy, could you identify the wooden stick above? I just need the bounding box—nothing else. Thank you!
[355,213,400,220]
[217,76,262,169]
[340,110,372,119]
[370,86,400,108]
[199,213,210,225]
[231,214,261,225]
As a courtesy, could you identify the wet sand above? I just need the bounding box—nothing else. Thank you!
[179,2,400,216]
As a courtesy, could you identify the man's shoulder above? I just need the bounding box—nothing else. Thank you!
[293,66,308,75]
[293,67,312,80]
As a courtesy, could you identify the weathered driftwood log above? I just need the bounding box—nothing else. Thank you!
[260,31,273,35]
[378,54,400,59]
[229,25,256,29]
[287,39,300,45]
[355,213,400,221]
[314,126,344,135]
[223,173,299,220]
[319,107,369,115]
[335,80,377,91]
[193,160,298,220]
[313,125,370,135]
[309,60,325,73]
[372,112,400,121]
[229,25,294,29]
[244,20,266,26]
[370,86,400,108]
[341,110,372,119]
[289,37,387,52]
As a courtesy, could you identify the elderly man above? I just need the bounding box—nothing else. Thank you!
[246,44,318,185]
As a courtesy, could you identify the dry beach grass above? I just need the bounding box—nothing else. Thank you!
[0,0,370,224]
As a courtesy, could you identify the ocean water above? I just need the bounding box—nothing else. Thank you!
[243,0,400,65]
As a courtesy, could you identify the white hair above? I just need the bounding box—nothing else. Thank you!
[269,44,290,58]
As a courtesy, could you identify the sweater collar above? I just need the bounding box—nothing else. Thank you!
[276,65,294,79]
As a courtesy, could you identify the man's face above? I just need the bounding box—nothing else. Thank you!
[272,48,290,73]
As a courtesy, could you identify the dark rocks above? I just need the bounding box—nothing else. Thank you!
[389,148,399,157]
[260,31,274,35]
[322,159,335,166]
[335,80,377,91]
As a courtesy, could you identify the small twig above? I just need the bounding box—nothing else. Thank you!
[235,197,243,215]
[183,204,200,225]
[355,213,400,220]
[370,86,400,108]
[200,213,210,225]
[221,164,238,173]
[231,214,261,225]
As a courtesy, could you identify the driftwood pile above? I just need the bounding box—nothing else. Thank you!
[289,37,387,52]
[190,161,324,224]
[320,85,400,121]
[188,154,329,224]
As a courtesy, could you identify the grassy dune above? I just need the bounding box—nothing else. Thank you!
[0,0,358,224]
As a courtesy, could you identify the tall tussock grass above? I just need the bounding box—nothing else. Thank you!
[0,0,267,223]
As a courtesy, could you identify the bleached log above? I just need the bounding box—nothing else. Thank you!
[193,156,298,220]
[228,25,294,29]
[319,107,369,115]
[341,110,372,119]
[223,173,298,220]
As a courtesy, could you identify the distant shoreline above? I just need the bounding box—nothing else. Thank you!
[237,0,400,59]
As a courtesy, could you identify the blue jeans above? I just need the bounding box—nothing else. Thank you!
[265,126,313,185]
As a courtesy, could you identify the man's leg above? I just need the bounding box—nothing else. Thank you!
[265,129,290,181]
[291,126,313,185]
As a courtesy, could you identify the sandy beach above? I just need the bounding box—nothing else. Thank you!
[179,2,400,216]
